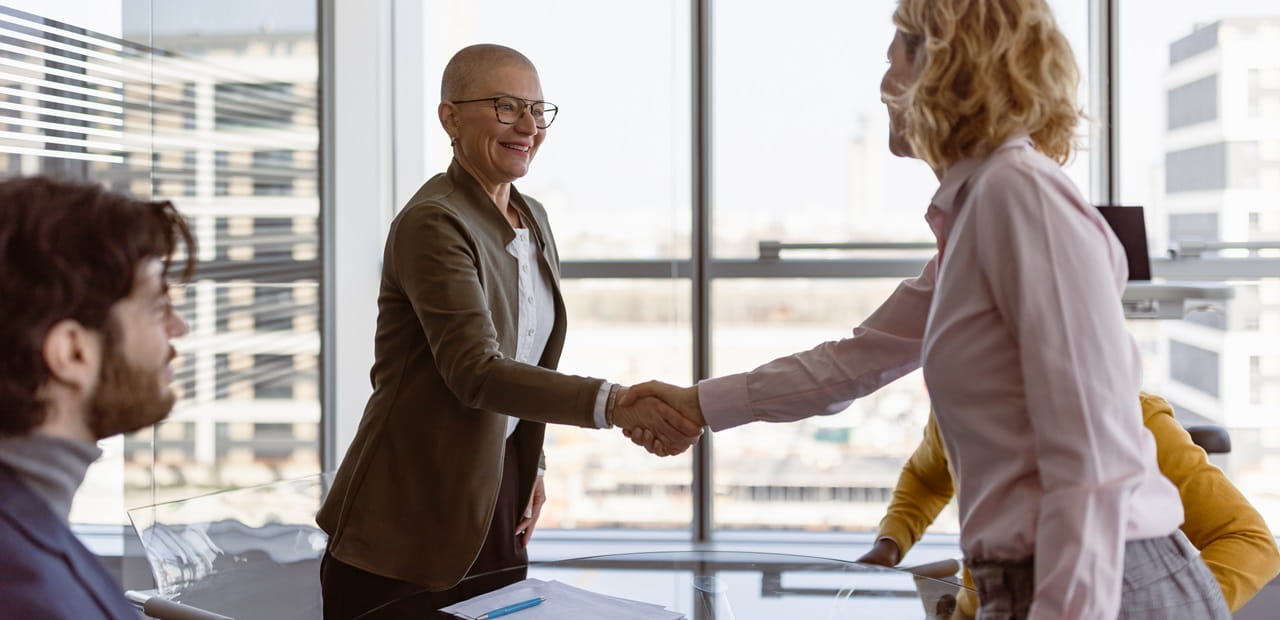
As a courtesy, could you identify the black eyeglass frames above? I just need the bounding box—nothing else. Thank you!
[452,96,558,129]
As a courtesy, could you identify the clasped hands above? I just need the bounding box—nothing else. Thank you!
[611,381,705,457]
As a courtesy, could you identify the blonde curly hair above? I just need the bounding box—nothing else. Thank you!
[890,0,1081,170]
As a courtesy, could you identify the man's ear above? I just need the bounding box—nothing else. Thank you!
[41,319,102,394]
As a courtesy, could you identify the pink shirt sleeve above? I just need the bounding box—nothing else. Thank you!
[972,166,1154,620]
[697,255,937,432]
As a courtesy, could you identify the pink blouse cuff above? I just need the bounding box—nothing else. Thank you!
[697,374,753,432]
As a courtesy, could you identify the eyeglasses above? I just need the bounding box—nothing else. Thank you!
[452,96,559,129]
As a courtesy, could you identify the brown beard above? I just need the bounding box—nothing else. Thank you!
[87,323,176,440]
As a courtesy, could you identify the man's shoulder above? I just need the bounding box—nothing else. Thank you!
[0,484,136,618]
[0,505,56,562]
[0,464,65,545]
[0,493,91,611]
[0,469,81,564]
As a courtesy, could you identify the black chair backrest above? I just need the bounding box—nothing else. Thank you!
[1096,205,1152,281]
[1185,425,1232,454]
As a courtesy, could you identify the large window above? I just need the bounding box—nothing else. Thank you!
[406,0,1100,543]
[1120,0,1280,532]
[707,0,1089,534]
[711,279,940,532]
[709,2,936,257]
[0,0,321,533]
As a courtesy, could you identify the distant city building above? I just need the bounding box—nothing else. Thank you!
[1160,17,1280,473]
[0,6,321,504]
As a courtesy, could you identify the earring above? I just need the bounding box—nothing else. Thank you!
[450,135,457,147]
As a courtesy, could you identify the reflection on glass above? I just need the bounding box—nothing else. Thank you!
[693,575,737,620]
[1121,2,1280,532]
[127,283,320,507]
[121,0,322,522]
[127,473,329,620]
[710,280,954,534]
[0,1,321,526]
[542,280,692,529]
[421,0,691,260]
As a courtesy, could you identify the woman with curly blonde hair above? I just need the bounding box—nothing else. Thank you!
[884,0,1231,618]
[624,2,1231,616]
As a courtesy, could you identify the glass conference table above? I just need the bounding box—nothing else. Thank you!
[386,550,971,620]
[125,475,971,619]
[536,549,970,619]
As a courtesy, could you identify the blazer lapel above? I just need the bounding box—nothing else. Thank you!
[509,195,559,284]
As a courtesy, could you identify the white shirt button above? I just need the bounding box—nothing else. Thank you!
[522,264,528,272]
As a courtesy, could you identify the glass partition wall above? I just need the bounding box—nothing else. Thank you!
[0,0,321,588]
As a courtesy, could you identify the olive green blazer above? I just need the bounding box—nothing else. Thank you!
[316,161,605,589]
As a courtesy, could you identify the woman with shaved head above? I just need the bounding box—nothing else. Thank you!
[316,44,702,619]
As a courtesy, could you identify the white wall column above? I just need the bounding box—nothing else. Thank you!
[323,0,396,468]
[392,0,428,209]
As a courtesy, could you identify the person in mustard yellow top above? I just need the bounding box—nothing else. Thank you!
[858,392,1280,616]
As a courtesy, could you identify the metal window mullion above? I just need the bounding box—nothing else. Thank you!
[691,0,713,544]
[319,0,337,475]
[558,259,929,280]
[1090,0,1118,205]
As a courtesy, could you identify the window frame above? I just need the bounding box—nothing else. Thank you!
[323,0,1280,545]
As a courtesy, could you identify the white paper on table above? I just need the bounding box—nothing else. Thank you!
[439,578,684,619]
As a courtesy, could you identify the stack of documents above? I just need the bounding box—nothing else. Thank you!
[441,578,685,619]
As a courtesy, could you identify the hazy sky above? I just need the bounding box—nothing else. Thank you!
[418,0,1280,259]
[16,0,1280,258]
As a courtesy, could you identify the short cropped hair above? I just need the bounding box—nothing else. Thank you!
[440,43,537,101]
[891,0,1081,170]
[0,176,194,436]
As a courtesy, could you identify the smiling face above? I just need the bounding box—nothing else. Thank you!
[443,63,547,196]
[87,258,188,439]
[880,31,916,159]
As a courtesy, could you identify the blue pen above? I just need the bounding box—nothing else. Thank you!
[476,596,544,619]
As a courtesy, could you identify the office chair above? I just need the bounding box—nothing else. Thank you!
[1185,425,1231,454]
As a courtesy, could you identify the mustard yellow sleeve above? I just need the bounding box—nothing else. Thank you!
[877,412,956,558]
[956,567,978,617]
[1143,393,1280,612]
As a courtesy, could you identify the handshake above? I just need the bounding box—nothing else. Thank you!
[611,381,706,457]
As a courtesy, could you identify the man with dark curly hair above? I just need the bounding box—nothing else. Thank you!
[0,175,193,618]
